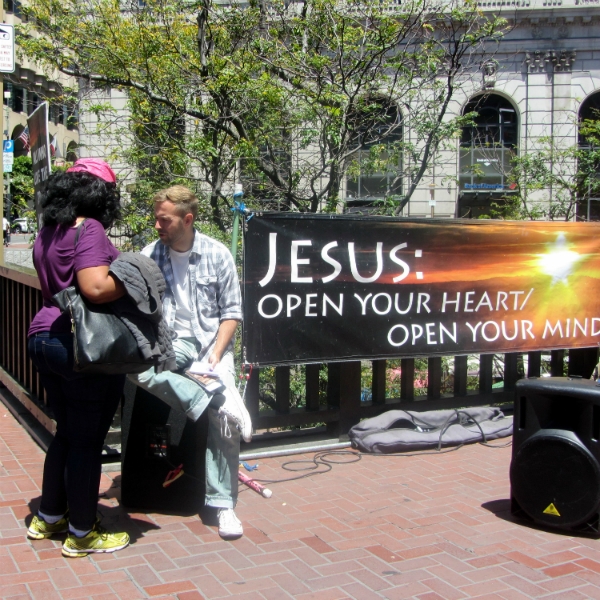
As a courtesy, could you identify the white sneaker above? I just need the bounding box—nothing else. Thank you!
[218,386,252,443]
[218,508,243,539]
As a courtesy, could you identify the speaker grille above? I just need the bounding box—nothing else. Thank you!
[510,431,600,528]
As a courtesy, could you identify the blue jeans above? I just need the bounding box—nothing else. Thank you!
[130,338,239,508]
[28,332,125,531]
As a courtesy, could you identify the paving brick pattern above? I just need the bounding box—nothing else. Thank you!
[2,404,600,599]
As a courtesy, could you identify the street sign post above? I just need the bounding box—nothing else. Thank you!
[3,139,14,173]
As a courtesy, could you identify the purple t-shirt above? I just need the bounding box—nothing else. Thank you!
[28,219,120,336]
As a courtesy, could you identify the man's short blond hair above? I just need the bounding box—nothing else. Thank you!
[153,185,198,220]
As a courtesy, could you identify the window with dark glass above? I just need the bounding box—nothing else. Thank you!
[577,92,600,221]
[346,99,403,205]
[66,104,78,130]
[579,92,600,147]
[134,106,185,177]
[459,94,517,192]
[3,0,20,15]
[29,92,39,114]
[49,103,58,125]
[66,142,78,163]
[241,127,293,210]
[3,0,23,18]
[13,87,23,113]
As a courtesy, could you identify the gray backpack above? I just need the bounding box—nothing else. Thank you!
[348,407,513,453]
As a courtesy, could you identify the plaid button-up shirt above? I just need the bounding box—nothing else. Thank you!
[142,231,242,361]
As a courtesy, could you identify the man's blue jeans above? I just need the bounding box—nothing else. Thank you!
[28,332,125,530]
[130,338,240,509]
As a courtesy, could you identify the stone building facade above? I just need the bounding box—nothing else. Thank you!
[76,0,600,219]
[398,0,600,220]
[1,1,79,218]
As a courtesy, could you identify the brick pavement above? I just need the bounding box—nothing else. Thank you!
[2,403,600,599]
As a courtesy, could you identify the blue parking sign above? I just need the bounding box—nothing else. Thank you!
[3,140,14,153]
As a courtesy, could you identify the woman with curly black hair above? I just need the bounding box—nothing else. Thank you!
[27,158,130,558]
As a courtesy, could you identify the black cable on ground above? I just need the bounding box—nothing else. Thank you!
[160,413,513,489]
[249,435,512,487]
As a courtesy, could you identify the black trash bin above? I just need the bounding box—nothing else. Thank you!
[121,379,208,514]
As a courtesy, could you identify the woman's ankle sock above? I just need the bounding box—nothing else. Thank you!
[69,525,92,538]
[38,510,65,524]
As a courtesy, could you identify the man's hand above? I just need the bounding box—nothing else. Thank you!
[208,351,221,370]
[208,319,240,369]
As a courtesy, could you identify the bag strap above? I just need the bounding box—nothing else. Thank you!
[74,218,88,246]
[71,219,88,290]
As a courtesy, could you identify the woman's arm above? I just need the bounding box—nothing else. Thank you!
[76,265,126,304]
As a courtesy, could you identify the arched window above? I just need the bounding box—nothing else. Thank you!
[579,92,600,145]
[577,91,600,221]
[66,141,79,163]
[133,106,184,178]
[345,98,403,212]
[240,127,292,211]
[459,94,517,193]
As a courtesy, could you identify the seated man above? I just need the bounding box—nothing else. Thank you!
[131,185,251,539]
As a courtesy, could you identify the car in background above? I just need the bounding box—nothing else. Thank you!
[11,218,32,234]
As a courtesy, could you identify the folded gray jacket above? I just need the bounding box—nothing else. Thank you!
[109,252,177,373]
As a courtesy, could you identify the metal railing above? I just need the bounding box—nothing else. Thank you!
[1,264,598,447]
[0,264,55,434]
[243,349,597,438]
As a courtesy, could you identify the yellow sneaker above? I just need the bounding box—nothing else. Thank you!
[27,515,69,540]
[61,523,129,558]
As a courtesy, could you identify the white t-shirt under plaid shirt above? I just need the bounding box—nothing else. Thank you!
[142,230,243,361]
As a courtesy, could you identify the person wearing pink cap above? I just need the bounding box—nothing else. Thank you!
[66,157,118,183]
[26,158,130,557]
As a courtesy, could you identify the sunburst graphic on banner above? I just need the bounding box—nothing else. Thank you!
[536,233,583,285]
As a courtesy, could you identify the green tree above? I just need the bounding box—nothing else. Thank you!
[9,155,35,217]
[19,0,506,231]
[481,120,600,221]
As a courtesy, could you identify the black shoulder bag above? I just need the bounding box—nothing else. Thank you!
[52,220,154,374]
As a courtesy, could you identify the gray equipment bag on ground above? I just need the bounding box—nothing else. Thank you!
[348,407,513,453]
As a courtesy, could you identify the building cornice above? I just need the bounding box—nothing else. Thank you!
[524,48,576,72]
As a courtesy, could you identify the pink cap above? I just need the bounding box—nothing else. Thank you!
[67,158,116,183]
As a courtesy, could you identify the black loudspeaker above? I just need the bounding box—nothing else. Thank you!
[120,379,208,513]
[510,377,600,535]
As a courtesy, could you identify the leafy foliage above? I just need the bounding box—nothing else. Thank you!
[18,0,507,239]
[480,120,600,221]
[9,156,35,217]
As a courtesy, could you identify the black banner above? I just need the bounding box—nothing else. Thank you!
[242,213,600,366]
[27,102,51,228]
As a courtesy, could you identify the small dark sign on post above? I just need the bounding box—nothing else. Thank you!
[28,102,51,228]
[243,213,600,366]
